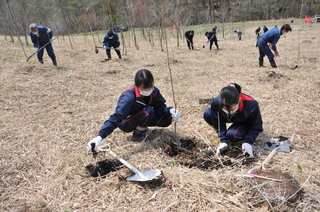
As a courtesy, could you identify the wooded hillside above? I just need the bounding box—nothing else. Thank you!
[1,0,320,38]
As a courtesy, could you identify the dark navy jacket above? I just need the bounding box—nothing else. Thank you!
[29,26,53,48]
[103,32,120,47]
[210,93,263,145]
[260,27,282,51]
[98,86,172,138]
[184,30,194,39]
[255,27,260,36]
[207,31,217,41]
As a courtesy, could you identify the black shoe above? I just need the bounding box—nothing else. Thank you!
[259,58,265,67]
[51,56,57,66]
[269,58,277,68]
[131,134,152,142]
[131,128,152,142]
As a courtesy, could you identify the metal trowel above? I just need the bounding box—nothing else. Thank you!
[97,144,163,182]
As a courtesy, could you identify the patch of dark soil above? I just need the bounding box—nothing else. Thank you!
[259,71,286,82]
[105,70,119,74]
[150,129,256,171]
[86,159,123,177]
[54,66,73,71]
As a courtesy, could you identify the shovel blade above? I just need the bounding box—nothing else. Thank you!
[264,136,291,152]
[126,169,162,182]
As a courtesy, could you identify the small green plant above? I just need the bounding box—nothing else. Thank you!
[297,164,302,182]
[170,162,175,169]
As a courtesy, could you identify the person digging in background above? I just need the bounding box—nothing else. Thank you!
[234,30,242,40]
[184,30,194,50]
[102,31,121,61]
[87,69,181,153]
[262,25,269,33]
[29,23,57,66]
[257,24,292,68]
[255,26,261,47]
[203,83,263,157]
[204,26,219,50]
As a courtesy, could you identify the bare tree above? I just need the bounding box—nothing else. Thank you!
[4,0,28,57]
[218,1,230,38]
[125,0,139,50]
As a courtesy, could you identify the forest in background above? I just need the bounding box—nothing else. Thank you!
[1,0,320,45]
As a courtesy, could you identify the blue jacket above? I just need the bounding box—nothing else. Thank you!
[103,32,120,47]
[29,26,53,48]
[235,30,242,35]
[98,86,172,138]
[210,93,263,145]
[260,27,282,51]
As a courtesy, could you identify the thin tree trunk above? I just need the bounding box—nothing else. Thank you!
[5,0,27,58]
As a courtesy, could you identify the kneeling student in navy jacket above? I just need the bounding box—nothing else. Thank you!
[203,83,263,157]
[87,69,181,153]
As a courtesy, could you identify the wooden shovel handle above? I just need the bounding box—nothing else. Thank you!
[262,146,279,168]
[98,145,148,179]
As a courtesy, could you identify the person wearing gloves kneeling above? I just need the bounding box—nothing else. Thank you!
[203,83,263,157]
[87,69,180,153]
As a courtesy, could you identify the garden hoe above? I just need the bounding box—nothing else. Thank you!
[276,55,298,69]
[248,134,293,174]
[92,144,163,182]
[26,36,58,62]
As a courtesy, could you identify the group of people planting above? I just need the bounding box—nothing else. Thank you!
[184,23,292,68]
[86,69,262,158]
[27,22,292,157]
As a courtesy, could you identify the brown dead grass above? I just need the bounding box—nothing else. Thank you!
[0,20,319,211]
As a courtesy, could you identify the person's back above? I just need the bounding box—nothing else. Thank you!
[209,31,216,39]
[185,30,194,39]
[260,27,280,44]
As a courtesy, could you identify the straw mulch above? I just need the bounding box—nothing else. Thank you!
[1,20,319,211]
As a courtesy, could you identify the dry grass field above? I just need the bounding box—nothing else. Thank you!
[1,19,319,211]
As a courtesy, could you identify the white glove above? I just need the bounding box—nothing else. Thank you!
[170,108,180,122]
[103,46,107,49]
[115,47,120,50]
[216,143,228,156]
[242,143,253,157]
[86,136,102,154]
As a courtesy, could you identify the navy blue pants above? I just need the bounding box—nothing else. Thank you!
[258,38,274,60]
[106,42,120,54]
[119,106,172,132]
[37,43,55,58]
[203,108,249,142]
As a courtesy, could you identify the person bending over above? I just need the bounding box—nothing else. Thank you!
[87,69,181,153]
[203,83,263,157]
